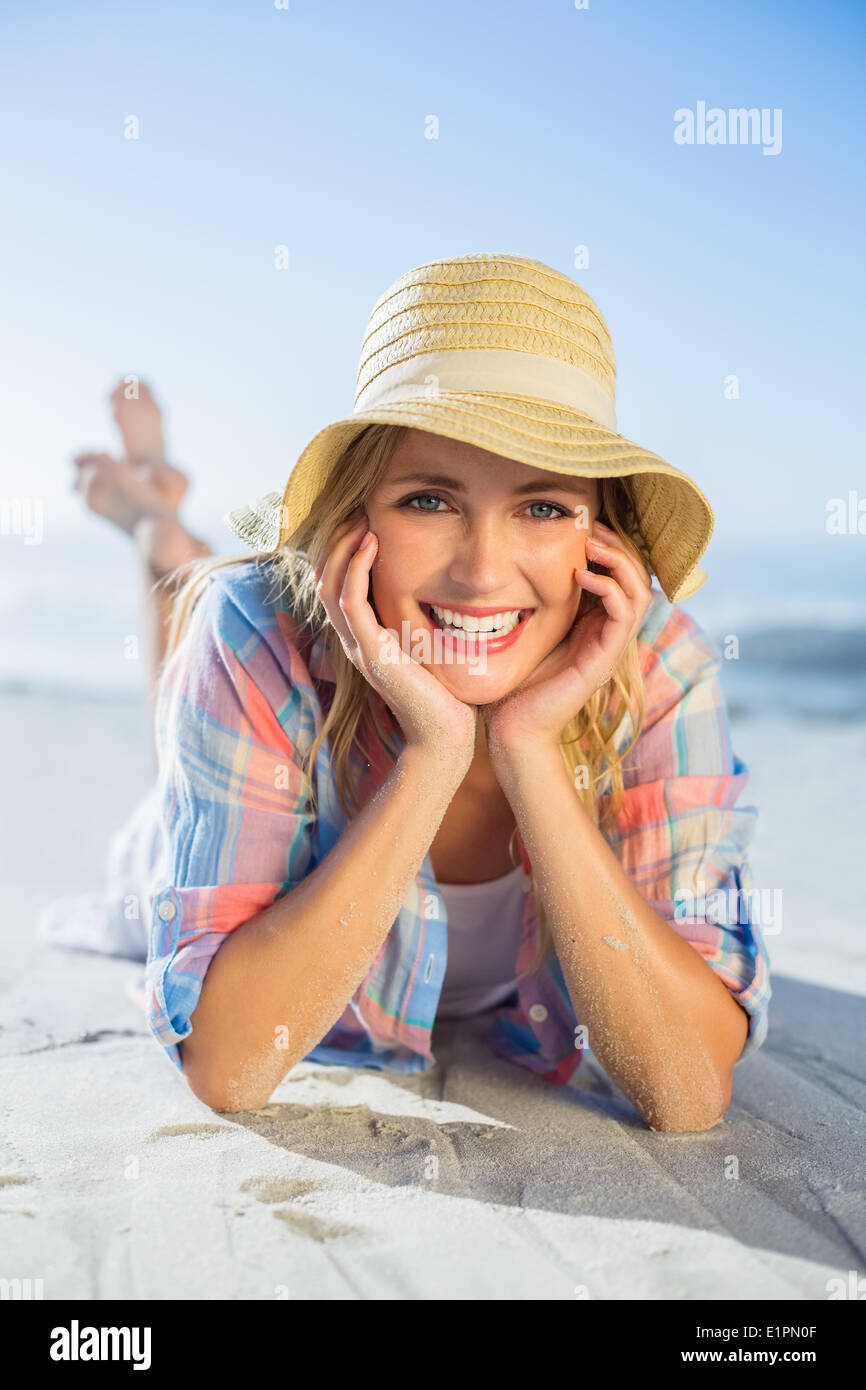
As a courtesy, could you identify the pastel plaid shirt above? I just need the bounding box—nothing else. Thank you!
[145,560,771,1086]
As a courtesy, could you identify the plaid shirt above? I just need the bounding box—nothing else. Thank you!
[146,561,771,1086]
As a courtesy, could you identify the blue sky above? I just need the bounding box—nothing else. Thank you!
[2,0,864,677]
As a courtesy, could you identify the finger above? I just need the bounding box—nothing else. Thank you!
[585,536,650,603]
[579,565,649,654]
[315,519,371,648]
[312,513,367,586]
[338,531,395,663]
[590,521,652,582]
[574,567,631,626]
[588,530,653,641]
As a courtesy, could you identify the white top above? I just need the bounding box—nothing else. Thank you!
[435,861,527,1019]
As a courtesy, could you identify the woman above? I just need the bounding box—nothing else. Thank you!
[54,254,772,1131]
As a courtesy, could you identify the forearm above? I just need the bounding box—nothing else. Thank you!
[497,747,748,1132]
[181,743,465,1112]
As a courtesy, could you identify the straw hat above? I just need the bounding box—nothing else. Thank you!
[225,253,713,603]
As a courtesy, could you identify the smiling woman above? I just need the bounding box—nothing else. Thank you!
[133,253,770,1128]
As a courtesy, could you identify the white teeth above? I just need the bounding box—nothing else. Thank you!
[429,604,522,636]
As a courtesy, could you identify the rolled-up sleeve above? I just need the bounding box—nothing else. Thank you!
[606,601,772,1063]
[145,572,316,1074]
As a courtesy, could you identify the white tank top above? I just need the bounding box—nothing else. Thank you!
[436,861,526,1018]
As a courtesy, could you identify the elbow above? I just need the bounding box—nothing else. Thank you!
[179,1037,291,1114]
[177,1040,240,1113]
[179,1047,234,1113]
[183,1067,272,1115]
[643,1072,734,1135]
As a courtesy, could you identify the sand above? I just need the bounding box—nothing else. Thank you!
[2,692,864,1298]
[1,961,863,1297]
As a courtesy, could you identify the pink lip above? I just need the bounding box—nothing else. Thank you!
[418,601,533,654]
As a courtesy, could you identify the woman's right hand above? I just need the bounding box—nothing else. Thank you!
[313,511,478,770]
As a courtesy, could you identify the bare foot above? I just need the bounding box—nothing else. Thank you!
[72,452,211,578]
[73,452,172,535]
[109,377,188,509]
[132,454,190,511]
[109,377,165,460]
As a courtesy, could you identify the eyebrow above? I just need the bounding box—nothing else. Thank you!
[387,471,595,496]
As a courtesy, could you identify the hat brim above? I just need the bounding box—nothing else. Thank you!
[225,392,712,604]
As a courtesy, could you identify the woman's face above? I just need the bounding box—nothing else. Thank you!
[363,429,600,704]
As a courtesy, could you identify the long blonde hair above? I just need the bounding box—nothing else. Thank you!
[160,423,648,977]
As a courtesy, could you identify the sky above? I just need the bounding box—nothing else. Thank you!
[1,0,864,688]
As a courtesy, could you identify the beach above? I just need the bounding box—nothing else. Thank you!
[3,0,864,1309]
[1,688,864,1299]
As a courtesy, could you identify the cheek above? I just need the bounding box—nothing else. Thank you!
[369,518,439,583]
[367,531,420,622]
[539,517,592,556]
[533,530,590,603]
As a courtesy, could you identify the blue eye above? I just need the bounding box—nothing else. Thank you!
[525,501,570,520]
[400,494,571,520]
[403,494,446,512]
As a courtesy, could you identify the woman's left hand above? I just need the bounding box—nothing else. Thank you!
[482,520,653,765]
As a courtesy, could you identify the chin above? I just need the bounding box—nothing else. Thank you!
[430,671,523,704]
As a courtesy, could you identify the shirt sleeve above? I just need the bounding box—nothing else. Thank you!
[145,571,316,1074]
[604,596,772,1064]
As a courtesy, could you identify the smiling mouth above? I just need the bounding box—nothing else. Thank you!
[418,601,534,639]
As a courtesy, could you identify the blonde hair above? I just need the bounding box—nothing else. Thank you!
[160,423,647,978]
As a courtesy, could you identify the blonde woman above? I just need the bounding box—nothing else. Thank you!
[54,255,772,1132]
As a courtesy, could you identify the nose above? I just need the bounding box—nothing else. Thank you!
[446,516,516,596]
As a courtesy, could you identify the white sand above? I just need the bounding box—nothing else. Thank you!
[2,693,864,1299]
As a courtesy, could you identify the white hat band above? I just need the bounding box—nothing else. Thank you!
[354,347,618,433]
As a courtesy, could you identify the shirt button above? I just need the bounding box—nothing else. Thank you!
[529,1003,548,1023]
[157,900,176,922]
